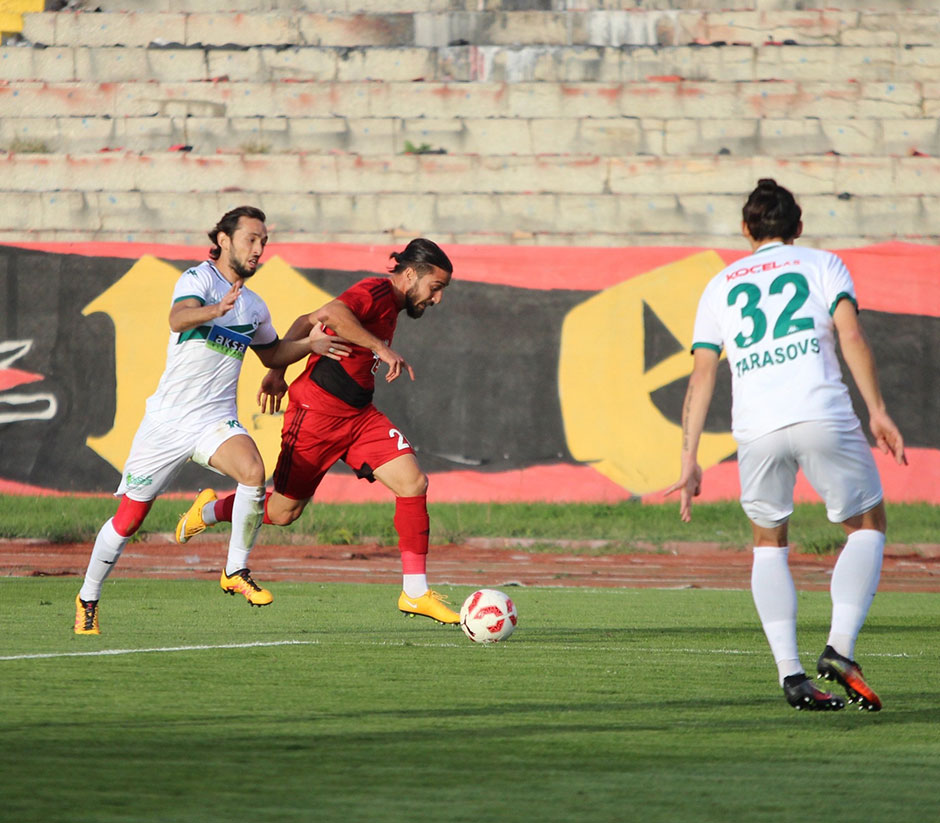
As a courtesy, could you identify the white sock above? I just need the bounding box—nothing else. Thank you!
[402,574,428,598]
[827,529,885,660]
[202,501,218,526]
[751,546,802,685]
[78,519,129,602]
[225,484,265,576]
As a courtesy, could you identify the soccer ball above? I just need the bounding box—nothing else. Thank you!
[459,589,517,643]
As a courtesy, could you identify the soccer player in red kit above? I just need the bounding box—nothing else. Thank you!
[176,238,459,623]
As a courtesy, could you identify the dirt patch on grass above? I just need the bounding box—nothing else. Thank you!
[2,536,939,592]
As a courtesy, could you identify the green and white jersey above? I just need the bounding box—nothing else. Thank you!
[692,242,859,444]
[144,261,278,432]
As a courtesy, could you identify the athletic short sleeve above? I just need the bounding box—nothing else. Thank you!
[823,252,858,315]
[338,281,373,318]
[171,267,212,306]
[250,301,279,349]
[690,283,723,354]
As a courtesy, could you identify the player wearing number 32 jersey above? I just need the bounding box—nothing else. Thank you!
[692,239,859,445]
[667,179,906,712]
[176,238,461,625]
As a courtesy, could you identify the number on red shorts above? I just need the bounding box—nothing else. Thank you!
[388,428,410,450]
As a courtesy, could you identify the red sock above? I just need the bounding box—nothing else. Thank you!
[214,492,275,524]
[112,496,153,537]
[213,494,235,523]
[395,495,429,574]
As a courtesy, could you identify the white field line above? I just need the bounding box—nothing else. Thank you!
[0,639,319,661]
[0,640,919,662]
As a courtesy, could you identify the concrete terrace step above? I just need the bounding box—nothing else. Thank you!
[1,153,936,197]
[3,4,938,250]
[0,189,935,244]
[19,10,940,49]
[4,114,938,157]
[0,227,919,250]
[1,80,934,120]
[3,43,940,84]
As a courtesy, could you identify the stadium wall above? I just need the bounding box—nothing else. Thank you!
[0,239,936,504]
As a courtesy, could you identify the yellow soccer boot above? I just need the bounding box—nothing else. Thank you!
[398,590,459,624]
[74,594,100,635]
[220,568,273,607]
[175,488,217,544]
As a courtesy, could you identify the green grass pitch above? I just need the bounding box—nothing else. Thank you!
[2,579,939,823]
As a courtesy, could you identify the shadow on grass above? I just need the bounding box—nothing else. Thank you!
[8,689,940,744]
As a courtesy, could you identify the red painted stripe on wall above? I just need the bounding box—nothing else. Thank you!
[6,240,937,316]
[640,447,936,507]
[2,447,933,503]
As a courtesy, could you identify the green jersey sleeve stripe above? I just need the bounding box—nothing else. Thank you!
[173,294,205,306]
[176,326,212,344]
[691,342,722,354]
[829,292,858,316]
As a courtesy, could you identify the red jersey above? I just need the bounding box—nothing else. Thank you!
[289,277,400,417]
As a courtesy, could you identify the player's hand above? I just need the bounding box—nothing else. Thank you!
[869,409,907,466]
[375,344,415,383]
[216,282,241,317]
[257,370,288,414]
[664,459,703,522]
[309,322,352,360]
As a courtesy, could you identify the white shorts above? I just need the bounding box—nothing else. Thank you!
[737,420,883,528]
[116,414,250,501]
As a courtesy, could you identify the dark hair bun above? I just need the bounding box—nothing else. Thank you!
[742,179,801,242]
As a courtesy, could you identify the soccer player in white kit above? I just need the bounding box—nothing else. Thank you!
[75,206,331,635]
[666,179,906,711]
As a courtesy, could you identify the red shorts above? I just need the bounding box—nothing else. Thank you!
[273,403,415,501]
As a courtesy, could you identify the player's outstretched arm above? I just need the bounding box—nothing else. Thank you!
[256,336,317,370]
[256,318,353,370]
[280,312,315,343]
[307,320,351,361]
[254,321,352,413]
[664,348,720,521]
[833,300,907,466]
[253,311,318,371]
[314,299,415,382]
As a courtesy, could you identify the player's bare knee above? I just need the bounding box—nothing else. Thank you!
[843,501,887,535]
[245,465,266,487]
[750,520,788,547]
[269,507,301,526]
[866,504,887,534]
[230,458,265,487]
[266,495,305,526]
[266,509,288,526]
[406,472,429,497]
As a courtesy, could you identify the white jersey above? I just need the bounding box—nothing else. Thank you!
[692,242,860,444]
[144,261,278,432]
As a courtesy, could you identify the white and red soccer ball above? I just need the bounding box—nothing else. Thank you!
[460,589,517,643]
